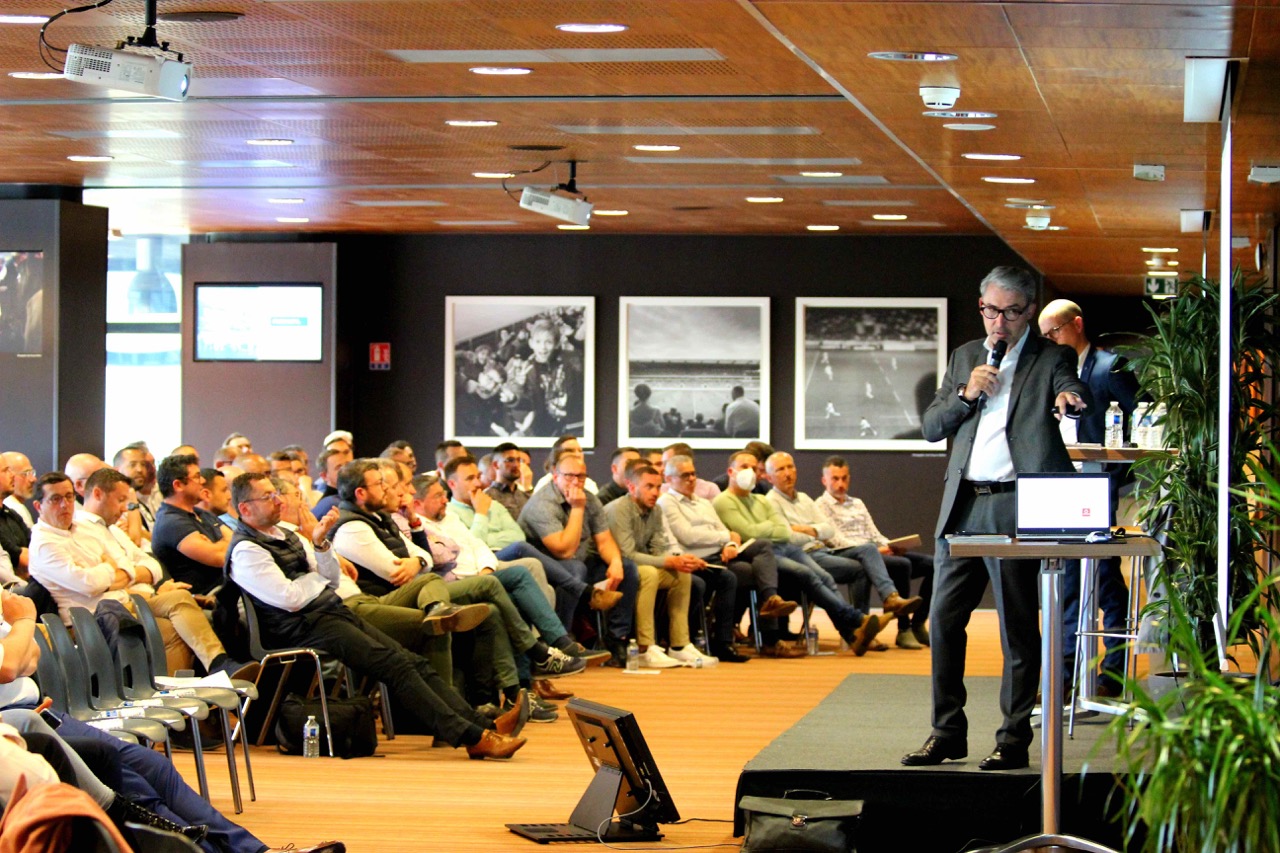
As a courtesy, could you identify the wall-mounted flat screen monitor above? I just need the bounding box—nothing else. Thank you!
[0,250,45,355]
[194,282,323,362]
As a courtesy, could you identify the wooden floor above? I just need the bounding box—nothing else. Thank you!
[170,611,1015,853]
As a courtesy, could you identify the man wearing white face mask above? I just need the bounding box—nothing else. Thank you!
[713,452,891,656]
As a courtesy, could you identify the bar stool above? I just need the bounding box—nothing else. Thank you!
[1067,550,1145,736]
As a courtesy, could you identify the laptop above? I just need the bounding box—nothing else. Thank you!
[1015,472,1112,541]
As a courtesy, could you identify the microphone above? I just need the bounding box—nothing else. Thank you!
[978,339,1008,405]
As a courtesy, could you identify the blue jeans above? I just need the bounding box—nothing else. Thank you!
[825,543,898,599]
[559,555,640,641]
[493,562,567,643]
[497,541,585,632]
[773,543,863,636]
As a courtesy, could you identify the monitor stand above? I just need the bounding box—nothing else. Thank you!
[507,765,665,844]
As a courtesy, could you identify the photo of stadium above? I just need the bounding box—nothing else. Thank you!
[444,296,595,448]
[618,297,769,449]
[794,297,947,451]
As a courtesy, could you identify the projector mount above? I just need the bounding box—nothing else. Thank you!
[40,0,185,72]
[501,159,591,203]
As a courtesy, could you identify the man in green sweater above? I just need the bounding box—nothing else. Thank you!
[713,451,891,655]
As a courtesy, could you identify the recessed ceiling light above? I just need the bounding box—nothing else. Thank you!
[799,171,843,178]
[633,144,681,152]
[247,138,293,146]
[873,214,908,221]
[1005,202,1054,210]
[470,67,532,76]
[1045,225,1068,231]
[8,71,63,79]
[1148,271,1178,277]
[806,225,840,232]
[0,15,48,24]
[1142,247,1179,253]
[67,155,113,162]
[446,119,499,127]
[924,110,997,119]
[472,171,516,179]
[963,153,1021,161]
[868,51,957,62]
[557,224,590,230]
[276,217,310,223]
[745,196,784,203]
[268,197,305,204]
[944,123,995,132]
[157,10,243,23]
[593,209,629,216]
[555,23,628,33]
[1007,197,1045,204]
[983,177,1035,184]
[1166,260,1179,266]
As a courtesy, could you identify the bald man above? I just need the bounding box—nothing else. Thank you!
[64,454,106,500]
[1,452,36,528]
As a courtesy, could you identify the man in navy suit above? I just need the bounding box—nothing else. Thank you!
[902,267,1091,771]
[1039,299,1141,697]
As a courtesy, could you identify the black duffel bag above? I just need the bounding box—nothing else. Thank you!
[274,693,378,759]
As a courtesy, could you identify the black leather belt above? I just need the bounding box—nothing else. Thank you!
[963,480,1016,496]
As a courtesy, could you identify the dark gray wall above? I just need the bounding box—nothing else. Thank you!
[0,199,107,473]
[181,242,337,461]
[331,233,1040,537]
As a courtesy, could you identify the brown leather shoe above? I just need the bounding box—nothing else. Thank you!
[466,729,527,760]
[759,640,807,658]
[758,594,799,619]
[423,603,491,636]
[851,613,892,656]
[882,592,923,618]
[589,588,624,611]
[534,679,574,701]
[494,689,529,736]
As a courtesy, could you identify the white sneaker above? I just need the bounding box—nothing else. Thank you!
[638,646,682,668]
[668,644,718,667]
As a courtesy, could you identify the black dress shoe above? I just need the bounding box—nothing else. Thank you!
[901,735,967,766]
[978,744,1030,771]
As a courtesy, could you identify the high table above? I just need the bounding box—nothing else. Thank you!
[947,535,1161,853]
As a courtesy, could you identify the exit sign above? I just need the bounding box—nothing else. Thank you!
[1144,276,1177,298]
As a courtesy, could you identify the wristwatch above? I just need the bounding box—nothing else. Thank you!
[956,384,976,408]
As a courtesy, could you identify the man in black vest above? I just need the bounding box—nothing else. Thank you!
[226,472,527,759]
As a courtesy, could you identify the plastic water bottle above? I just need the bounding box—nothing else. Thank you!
[1104,402,1124,448]
[626,639,640,671]
[302,715,320,758]
[806,626,819,656]
[1150,403,1168,448]
[1131,403,1151,448]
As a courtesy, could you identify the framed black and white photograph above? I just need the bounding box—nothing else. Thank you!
[618,296,769,449]
[444,296,595,448]
[794,297,947,451]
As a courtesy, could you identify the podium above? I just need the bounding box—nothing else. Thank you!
[947,536,1161,853]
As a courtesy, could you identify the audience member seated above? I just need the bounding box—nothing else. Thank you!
[63,453,106,499]
[213,444,240,469]
[150,454,230,596]
[815,456,933,649]
[227,472,528,759]
[518,450,637,666]
[710,441,772,494]
[657,454,783,662]
[434,440,467,479]
[605,463,718,668]
[0,459,31,584]
[660,443,719,500]
[595,447,639,506]
[311,444,351,518]
[531,435,599,495]
[485,442,533,521]
[1,451,36,528]
[113,442,160,540]
[381,440,418,475]
[28,469,248,677]
[714,451,891,656]
[765,451,922,651]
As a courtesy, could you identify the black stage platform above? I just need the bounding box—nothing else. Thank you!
[733,674,1130,852]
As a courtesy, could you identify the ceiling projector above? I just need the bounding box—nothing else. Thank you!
[520,187,593,227]
[64,44,192,101]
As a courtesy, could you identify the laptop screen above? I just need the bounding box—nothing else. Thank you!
[1016,473,1111,538]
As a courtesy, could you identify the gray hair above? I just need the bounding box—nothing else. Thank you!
[664,454,693,478]
[979,266,1038,307]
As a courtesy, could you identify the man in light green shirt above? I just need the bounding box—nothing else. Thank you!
[713,451,890,656]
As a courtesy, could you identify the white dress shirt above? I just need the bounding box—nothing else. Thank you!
[331,515,432,583]
[28,520,128,624]
[74,509,163,588]
[964,326,1030,483]
[230,524,341,613]
[420,512,498,577]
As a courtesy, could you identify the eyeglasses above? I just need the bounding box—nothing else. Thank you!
[674,471,698,480]
[559,472,587,482]
[245,492,283,504]
[1042,321,1070,339]
[42,494,75,506]
[979,303,1028,321]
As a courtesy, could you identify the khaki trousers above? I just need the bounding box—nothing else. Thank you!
[635,564,691,648]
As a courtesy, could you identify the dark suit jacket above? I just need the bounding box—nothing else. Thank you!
[1076,346,1140,444]
[923,332,1092,538]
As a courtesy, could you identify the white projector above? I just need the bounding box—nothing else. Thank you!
[64,44,192,101]
[519,187,593,227]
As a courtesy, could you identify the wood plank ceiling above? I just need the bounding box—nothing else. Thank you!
[1,0,1276,295]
